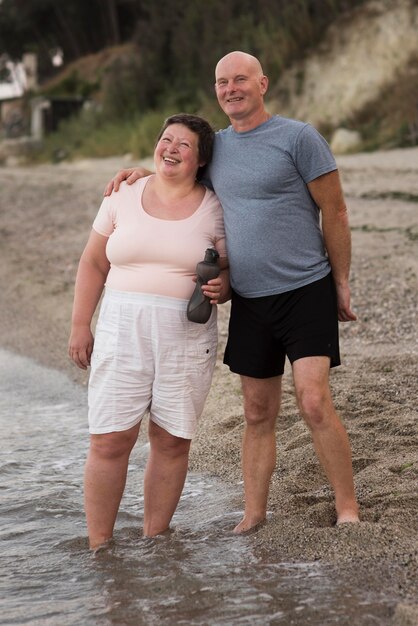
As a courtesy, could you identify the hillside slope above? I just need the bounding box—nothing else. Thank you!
[268,0,418,149]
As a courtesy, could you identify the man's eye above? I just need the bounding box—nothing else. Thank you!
[180,142,191,148]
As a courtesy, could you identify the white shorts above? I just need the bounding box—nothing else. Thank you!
[88,289,218,439]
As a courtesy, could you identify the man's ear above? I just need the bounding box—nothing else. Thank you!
[260,75,269,95]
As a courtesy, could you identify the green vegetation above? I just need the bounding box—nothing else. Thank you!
[7,0,417,161]
[390,462,414,475]
[31,102,230,163]
[21,0,368,161]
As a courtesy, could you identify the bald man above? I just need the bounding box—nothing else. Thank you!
[105,51,360,533]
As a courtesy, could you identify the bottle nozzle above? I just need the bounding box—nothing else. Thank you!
[205,248,219,263]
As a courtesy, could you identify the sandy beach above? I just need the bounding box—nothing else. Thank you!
[0,149,417,623]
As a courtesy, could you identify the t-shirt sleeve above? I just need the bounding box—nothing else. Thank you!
[294,124,337,183]
[92,196,116,237]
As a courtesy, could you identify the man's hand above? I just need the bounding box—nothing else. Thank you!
[203,270,231,304]
[103,167,152,196]
[335,283,357,322]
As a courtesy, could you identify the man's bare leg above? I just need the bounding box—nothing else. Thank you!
[292,356,359,524]
[84,423,140,549]
[143,421,191,537]
[233,375,281,534]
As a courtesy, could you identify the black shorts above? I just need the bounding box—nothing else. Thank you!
[223,273,341,378]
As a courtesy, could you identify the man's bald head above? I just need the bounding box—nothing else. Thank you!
[215,51,265,80]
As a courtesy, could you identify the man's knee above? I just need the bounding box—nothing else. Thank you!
[241,376,281,427]
[243,395,278,428]
[297,387,333,429]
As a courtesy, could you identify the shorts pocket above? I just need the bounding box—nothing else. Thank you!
[193,339,218,366]
[91,316,118,363]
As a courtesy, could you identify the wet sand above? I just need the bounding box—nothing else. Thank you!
[0,149,417,623]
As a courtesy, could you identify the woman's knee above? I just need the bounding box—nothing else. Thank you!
[149,421,191,458]
[89,427,139,460]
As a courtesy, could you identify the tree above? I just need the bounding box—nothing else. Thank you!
[0,0,142,80]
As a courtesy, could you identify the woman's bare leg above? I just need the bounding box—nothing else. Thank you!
[84,423,140,549]
[143,421,191,537]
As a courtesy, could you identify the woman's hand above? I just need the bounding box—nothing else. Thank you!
[68,325,94,370]
[103,167,152,196]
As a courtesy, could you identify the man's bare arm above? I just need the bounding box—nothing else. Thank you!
[104,166,153,196]
[308,170,357,323]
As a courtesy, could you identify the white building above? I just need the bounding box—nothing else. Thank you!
[0,59,27,99]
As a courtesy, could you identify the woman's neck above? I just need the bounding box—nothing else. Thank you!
[152,175,198,204]
[142,174,205,220]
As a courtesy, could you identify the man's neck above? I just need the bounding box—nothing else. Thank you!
[230,109,272,133]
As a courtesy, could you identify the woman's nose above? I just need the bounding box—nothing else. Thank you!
[168,141,179,152]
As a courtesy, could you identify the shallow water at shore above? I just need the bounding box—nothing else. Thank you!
[0,349,396,625]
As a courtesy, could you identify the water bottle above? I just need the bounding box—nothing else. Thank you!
[187,248,220,323]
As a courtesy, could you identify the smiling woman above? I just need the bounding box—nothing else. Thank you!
[68,112,230,549]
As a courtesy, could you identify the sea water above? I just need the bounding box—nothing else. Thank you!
[0,350,394,625]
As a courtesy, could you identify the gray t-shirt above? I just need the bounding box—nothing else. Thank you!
[204,115,337,297]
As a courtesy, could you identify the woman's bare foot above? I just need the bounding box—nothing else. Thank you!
[90,538,114,554]
[233,516,266,535]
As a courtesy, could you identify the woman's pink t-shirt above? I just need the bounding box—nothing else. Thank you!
[93,176,226,300]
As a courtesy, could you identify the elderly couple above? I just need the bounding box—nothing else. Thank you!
[69,50,360,550]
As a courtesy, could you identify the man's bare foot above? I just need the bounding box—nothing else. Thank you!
[233,516,266,535]
[336,511,360,525]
